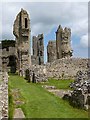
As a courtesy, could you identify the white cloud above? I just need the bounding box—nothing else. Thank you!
[0,0,89,2]
[0,3,2,39]
[71,19,88,36]
[0,2,88,59]
[80,34,89,48]
[1,2,88,39]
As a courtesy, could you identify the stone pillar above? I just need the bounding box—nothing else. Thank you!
[47,40,56,62]
[56,25,63,59]
[31,34,44,65]
[56,25,73,59]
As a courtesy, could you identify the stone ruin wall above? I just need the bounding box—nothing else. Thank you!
[1,47,16,72]
[46,58,88,79]
[0,72,8,119]
[13,8,31,76]
[31,34,44,65]
[47,25,73,63]
[47,40,56,63]
[31,58,88,81]
[56,25,73,59]
[2,47,16,58]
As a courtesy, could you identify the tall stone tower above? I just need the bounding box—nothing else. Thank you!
[56,25,73,59]
[56,25,63,59]
[47,40,56,62]
[13,8,31,76]
[31,34,44,65]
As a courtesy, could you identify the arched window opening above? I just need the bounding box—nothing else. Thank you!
[25,18,28,28]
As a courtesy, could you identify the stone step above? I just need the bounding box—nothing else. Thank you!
[13,108,25,119]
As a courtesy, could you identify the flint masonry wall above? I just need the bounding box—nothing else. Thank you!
[56,25,73,59]
[13,8,31,76]
[31,58,88,81]
[31,34,44,65]
[47,40,56,62]
[46,58,88,79]
[0,72,8,119]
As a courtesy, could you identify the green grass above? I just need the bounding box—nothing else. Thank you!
[8,88,14,120]
[44,78,74,90]
[8,74,88,118]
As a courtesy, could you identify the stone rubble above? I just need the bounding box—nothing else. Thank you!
[13,108,25,119]
[63,70,90,110]
[42,85,56,90]
[42,85,72,98]
[0,72,8,119]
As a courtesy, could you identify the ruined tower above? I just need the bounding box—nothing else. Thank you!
[31,34,44,65]
[56,25,73,59]
[56,25,63,59]
[13,8,31,76]
[47,41,56,62]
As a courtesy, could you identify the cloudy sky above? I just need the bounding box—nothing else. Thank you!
[0,1,89,62]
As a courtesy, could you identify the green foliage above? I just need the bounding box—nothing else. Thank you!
[8,75,88,118]
[2,40,16,49]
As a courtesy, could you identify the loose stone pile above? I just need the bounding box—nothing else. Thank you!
[42,85,72,98]
[0,72,8,119]
[63,70,90,110]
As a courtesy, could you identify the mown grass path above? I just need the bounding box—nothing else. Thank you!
[9,74,88,118]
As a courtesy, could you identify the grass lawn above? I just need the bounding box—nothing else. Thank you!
[45,78,74,90]
[8,74,88,118]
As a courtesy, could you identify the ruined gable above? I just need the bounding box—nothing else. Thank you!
[31,34,44,65]
[13,8,31,76]
[56,25,73,59]
[47,40,56,62]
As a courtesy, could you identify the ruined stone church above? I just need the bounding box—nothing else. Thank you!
[1,8,73,75]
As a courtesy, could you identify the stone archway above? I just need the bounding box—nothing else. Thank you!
[7,55,17,73]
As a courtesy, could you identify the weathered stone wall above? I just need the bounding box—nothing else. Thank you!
[30,58,88,82]
[13,8,31,76]
[2,47,16,58]
[0,72,8,119]
[46,58,88,79]
[1,46,17,72]
[31,34,44,65]
[47,40,56,62]
[31,64,47,82]
[0,48,2,75]
[56,25,73,59]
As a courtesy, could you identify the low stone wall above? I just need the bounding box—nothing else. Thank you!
[46,58,88,79]
[29,58,88,82]
[0,72,8,119]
